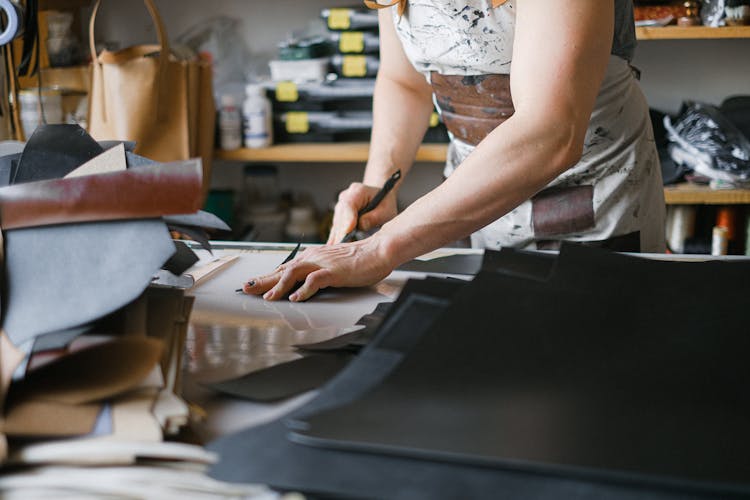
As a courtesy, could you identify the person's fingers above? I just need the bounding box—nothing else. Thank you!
[358,211,380,232]
[329,202,358,244]
[328,183,372,244]
[242,269,283,295]
[358,194,398,232]
[263,263,312,301]
[289,269,333,302]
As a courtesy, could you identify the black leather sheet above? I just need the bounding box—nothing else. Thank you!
[12,124,103,183]
[206,277,465,402]
[290,246,750,493]
[482,247,556,280]
[206,353,354,402]
[295,277,464,353]
[397,253,483,275]
[208,249,745,499]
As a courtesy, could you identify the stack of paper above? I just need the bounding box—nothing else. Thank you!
[0,125,275,498]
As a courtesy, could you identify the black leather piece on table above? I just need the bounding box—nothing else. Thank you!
[205,277,465,402]
[206,353,355,403]
[208,254,747,499]
[295,277,465,353]
[290,247,750,494]
[396,253,484,275]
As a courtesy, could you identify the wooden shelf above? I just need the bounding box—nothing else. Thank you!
[664,183,750,204]
[636,25,750,40]
[215,143,448,163]
[216,147,750,206]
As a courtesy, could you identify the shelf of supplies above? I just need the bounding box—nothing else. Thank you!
[214,143,449,163]
[636,25,750,40]
[664,183,750,204]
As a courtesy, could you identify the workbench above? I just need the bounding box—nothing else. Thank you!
[181,242,474,440]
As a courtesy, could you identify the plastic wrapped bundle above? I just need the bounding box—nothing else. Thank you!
[664,101,750,186]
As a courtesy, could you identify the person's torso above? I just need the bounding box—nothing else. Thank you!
[392,0,636,77]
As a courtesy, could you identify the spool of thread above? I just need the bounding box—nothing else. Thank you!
[0,0,23,46]
[711,226,729,256]
[666,205,696,253]
[715,206,738,241]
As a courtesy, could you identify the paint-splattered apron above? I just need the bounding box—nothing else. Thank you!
[376,0,665,252]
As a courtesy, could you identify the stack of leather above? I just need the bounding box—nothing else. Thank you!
[0,125,275,498]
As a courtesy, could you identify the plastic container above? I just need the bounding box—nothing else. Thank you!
[320,8,379,31]
[46,11,80,67]
[18,88,64,139]
[285,205,319,243]
[243,84,273,148]
[275,110,372,143]
[270,77,375,112]
[218,94,242,150]
[330,54,380,79]
[278,36,332,60]
[239,210,287,242]
[243,164,281,213]
[329,31,380,54]
[269,58,330,83]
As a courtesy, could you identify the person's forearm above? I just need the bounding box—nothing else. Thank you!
[363,73,434,187]
[374,113,582,266]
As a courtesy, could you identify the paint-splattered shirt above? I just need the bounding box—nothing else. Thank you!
[386,0,666,251]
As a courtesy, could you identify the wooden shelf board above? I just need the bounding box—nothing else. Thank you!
[636,25,750,40]
[215,143,448,163]
[216,147,750,205]
[664,183,750,204]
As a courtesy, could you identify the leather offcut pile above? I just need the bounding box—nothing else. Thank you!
[0,124,276,499]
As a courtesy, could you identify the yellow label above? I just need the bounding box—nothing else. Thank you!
[429,112,440,128]
[328,8,351,30]
[340,32,364,53]
[342,55,367,77]
[275,82,298,103]
[286,112,309,134]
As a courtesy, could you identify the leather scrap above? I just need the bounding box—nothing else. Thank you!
[1,399,101,437]
[7,336,163,406]
[0,159,203,230]
[3,219,176,346]
[12,124,104,184]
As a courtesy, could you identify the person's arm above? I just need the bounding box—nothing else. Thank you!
[373,0,616,261]
[245,0,614,301]
[326,8,434,244]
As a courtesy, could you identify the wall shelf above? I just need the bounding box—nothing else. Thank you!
[215,143,449,163]
[217,145,750,206]
[636,25,750,40]
[663,183,750,205]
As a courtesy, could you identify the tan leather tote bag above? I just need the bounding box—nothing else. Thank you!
[87,0,214,197]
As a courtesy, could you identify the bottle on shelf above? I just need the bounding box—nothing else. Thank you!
[285,205,319,243]
[218,94,242,151]
[243,84,273,149]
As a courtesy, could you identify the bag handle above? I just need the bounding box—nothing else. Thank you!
[89,0,171,122]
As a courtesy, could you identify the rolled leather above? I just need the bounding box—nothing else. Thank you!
[0,159,203,230]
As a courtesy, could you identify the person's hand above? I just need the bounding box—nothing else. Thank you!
[327,182,398,244]
[241,237,394,302]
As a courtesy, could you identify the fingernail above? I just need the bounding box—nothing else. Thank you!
[289,293,299,302]
[263,290,273,300]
